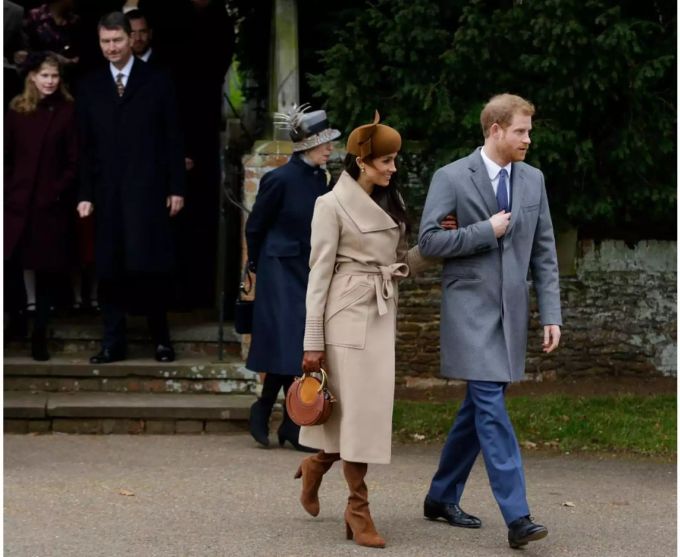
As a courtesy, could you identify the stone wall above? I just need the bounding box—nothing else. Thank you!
[396,240,677,379]
[240,147,676,380]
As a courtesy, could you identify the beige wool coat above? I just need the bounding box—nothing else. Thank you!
[300,171,432,464]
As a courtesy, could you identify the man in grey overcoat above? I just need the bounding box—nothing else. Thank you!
[418,94,562,549]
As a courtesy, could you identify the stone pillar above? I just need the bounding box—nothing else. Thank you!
[239,0,300,361]
[269,0,299,138]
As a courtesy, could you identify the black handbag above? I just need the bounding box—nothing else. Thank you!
[234,266,254,334]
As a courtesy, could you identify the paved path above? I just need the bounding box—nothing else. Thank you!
[4,434,676,557]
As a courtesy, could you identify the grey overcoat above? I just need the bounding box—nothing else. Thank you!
[418,148,562,382]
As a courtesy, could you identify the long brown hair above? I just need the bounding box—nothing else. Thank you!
[343,153,411,234]
[9,56,73,114]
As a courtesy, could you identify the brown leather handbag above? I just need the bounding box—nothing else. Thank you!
[286,368,336,426]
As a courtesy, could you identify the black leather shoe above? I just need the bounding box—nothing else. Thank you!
[508,516,548,549]
[154,344,175,363]
[424,495,482,528]
[90,347,125,364]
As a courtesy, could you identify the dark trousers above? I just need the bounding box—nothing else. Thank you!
[428,381,530,525]
[98,274,171,350]
[259,373,295,409]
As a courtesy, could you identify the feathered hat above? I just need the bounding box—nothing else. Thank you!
[346,111,401,159]
[274,103,341,152]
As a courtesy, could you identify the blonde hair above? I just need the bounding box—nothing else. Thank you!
[9,57,73,114]
[480,94,535,138]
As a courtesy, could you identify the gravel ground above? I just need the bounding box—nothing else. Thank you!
[4,434,676,557]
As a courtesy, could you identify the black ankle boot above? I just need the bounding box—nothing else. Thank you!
[277,409,316,452]
[31,329,50,361]
[249,399,271,447]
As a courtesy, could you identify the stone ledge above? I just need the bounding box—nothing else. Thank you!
[4,392,48,418]
[3,354,256,381]
[44,392,255,420]
[7,315,241,343]
[3,418,250,435]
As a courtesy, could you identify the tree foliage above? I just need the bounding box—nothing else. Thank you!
[309,0,676,238]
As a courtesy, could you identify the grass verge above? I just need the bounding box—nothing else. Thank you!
[393,394,676,458]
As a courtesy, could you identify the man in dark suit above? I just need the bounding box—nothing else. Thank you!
[125,9,160,66]
[76,12,185,363]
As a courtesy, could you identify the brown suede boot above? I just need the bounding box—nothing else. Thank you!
[294,450,341,516]
[343,460,386,548]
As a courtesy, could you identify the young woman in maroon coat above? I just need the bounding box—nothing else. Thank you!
[4,52,78,360]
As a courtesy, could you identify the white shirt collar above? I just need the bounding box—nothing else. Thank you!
[109,55,135,83]
[480,146,512,182]
[138,48,152,63]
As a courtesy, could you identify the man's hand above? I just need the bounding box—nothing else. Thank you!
[184,157,194,171]
[77,201,93,218]
[167,195,184,217]
[302,351,326,373]
[490,210,511,238]
[440,214,458,230]
[543,325,561,353]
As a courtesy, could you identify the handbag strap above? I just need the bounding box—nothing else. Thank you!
[301,368,329,392]
[240,266,253,296]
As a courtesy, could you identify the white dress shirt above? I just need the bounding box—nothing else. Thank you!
[480,146,512,201]
[139,48,152,63]
[109,55,134,88]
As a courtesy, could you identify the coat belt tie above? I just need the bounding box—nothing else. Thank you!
[334,262,409,316]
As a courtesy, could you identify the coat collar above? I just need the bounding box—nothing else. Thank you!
[332,171,398,233]
[468,147,525,219]
[468,148,497,216]
[289,153,319,173]
[100,58,147,104]
[118,58,146,103]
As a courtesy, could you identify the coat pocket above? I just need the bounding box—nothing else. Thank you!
[265,237,300,257]
[442,267,481,285]
[324,281,372,349]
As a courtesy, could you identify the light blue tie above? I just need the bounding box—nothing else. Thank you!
[496,168,509,212]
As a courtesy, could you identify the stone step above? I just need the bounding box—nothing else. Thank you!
[5,315,242,357]
[4,353,258,395]
[4,391,257,435]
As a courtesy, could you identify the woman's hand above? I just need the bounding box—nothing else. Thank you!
[440,214,458,230]
[302,351,326,373]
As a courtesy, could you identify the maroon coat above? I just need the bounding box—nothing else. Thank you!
[4,94,78,272]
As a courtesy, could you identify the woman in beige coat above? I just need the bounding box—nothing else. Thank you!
[296,112,455,548]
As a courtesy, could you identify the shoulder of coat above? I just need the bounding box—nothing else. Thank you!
[316,189,338,207]
[513,161,543,185]
[436,155,471,177]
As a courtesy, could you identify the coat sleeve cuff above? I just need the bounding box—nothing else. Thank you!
[405,245,440,276]
[303,316,325,351]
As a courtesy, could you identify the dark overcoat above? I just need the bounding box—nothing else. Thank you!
[76,58,184,279]
[245,155,329,375]
[4,94,78,272]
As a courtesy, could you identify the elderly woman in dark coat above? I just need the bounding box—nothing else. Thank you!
[245,105,340,451]
[4,52,78,360]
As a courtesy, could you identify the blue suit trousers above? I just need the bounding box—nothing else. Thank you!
[427,381,530,525]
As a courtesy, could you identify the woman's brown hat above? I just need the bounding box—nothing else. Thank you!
[346,111,401,159]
